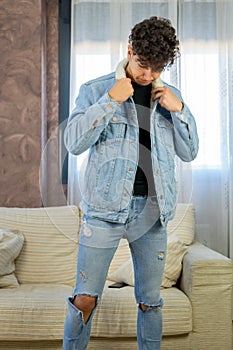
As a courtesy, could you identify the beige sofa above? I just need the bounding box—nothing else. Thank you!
[0,204,232,350]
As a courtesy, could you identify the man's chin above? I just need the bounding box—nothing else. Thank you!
[137,79,152,86]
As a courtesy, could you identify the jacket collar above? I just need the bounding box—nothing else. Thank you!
[115,58,164,88]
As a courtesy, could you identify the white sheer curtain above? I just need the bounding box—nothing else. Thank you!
[177,0,233,258]
[68,0,233,258]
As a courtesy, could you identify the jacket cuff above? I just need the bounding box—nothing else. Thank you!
[172,103,189,124]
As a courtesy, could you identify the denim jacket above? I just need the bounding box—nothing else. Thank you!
[64,60,199,226]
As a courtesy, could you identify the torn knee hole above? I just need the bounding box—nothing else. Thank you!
[140,299,163,311]
[72,296,96,315]
[140,304,160,312]
[72,294,98,324]
[140,303,149,311]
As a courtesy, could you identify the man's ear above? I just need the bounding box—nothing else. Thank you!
[127,45,133,60]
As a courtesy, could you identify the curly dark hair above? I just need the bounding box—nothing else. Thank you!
[129,16,180,71]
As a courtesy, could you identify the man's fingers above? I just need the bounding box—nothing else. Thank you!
[109,77,134,102]
[151,89,163,101]
[151,86,183,112]
[151,86,165,94]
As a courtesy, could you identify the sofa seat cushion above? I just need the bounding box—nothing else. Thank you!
[0,283,192,341]
[91,281,192,337]
[0,284,73,341]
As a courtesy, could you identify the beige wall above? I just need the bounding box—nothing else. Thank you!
[0,0,62,207]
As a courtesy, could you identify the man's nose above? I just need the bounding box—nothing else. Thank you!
[143,69,153,80]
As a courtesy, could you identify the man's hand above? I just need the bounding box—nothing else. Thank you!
[151,86,183,112]
[108,78,134,103]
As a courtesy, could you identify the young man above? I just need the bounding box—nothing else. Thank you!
[63,16,199,350]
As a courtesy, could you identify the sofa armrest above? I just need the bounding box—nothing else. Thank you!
[180,241,233,349]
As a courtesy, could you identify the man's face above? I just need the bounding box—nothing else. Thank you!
[126,45,162,86]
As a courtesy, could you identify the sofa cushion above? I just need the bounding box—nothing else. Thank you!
[167,203,195,244]
[0,206,80,286]
[0,228,24,288]
[0,284,72,340]
[108,237,187,288]
[91,282,192,337]
[108,203,195,287]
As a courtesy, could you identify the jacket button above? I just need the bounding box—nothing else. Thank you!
[112,116,117,122]
[107,103,113,108]
[128,167,133,171]
[160,195,163,200]
[156,169,160,174]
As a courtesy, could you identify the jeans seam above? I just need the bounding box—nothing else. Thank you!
[129,244,141,304]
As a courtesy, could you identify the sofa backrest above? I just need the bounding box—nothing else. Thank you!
[0,203,195,288]
[0,206,80,286]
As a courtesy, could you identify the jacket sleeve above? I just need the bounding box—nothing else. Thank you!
[64,83,120,155]
[171,99,199,162]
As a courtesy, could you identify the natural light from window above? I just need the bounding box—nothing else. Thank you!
[180,51,221,169]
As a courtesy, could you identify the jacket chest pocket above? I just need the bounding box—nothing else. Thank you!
[104,116,129,140]
[156,116,175,155]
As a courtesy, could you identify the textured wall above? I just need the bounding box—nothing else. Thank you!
[0,0,42,207]
[0,0,61,207]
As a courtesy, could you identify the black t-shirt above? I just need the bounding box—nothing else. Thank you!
[132,81,155,196]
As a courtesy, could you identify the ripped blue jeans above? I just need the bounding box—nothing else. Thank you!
[63,196,167,350]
